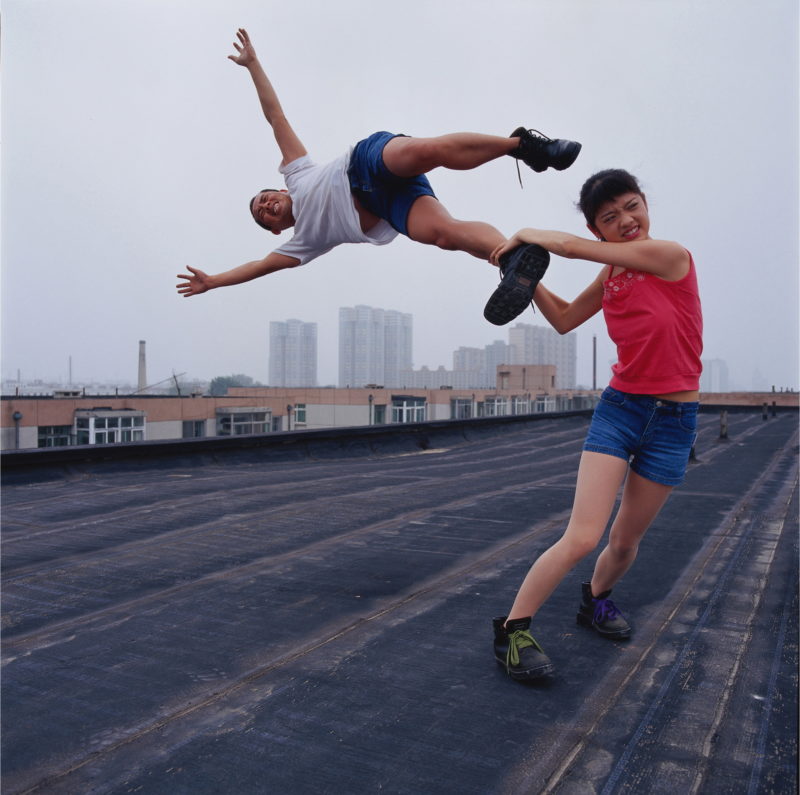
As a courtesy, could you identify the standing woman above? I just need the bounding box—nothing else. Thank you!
[488,170,703,681]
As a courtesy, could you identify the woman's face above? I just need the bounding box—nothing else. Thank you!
[589,192,650,243]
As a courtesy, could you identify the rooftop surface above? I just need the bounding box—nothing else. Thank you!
[2,410,797,794]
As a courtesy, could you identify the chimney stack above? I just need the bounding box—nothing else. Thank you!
[138,340,147,393]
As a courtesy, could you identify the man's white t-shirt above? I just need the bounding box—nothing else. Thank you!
[272,153,397,265]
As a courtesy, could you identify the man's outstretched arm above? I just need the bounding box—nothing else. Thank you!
[228,28,306,166]
[176,251,301,297]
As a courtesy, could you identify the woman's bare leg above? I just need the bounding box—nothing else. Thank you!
[590,470,673,595]
[506,452,629,621]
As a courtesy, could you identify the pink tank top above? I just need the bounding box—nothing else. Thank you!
[602,253,703,394]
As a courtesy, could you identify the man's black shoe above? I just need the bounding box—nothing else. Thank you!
[484,243,549,326]
[576,581,632,639]
[493,616,555,681]
[509,127,582,174]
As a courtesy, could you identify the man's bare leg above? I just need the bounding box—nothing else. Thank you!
[382,133,519,177]
[404,196,505,260]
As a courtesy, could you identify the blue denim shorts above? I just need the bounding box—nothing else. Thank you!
[583,387,698,486]
[347,131,436,236]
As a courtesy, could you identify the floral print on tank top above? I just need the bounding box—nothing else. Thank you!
[603,269,646,300]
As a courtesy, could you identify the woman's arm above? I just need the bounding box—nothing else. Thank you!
[491,230,689,281]
[533,271,605,333]
[176,251,301,297]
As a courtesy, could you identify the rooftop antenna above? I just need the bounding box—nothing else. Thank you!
[132,372,186,395]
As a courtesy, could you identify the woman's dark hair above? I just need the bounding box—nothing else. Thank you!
[249,188,282,230]
[578,169,643,227]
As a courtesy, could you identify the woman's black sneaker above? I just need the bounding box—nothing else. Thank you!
[576,581,632,639]
[493,616,555,680]
[509,127,582,173]
[484,244,549,326]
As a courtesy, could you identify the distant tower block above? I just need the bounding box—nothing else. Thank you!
[138,340,147,393]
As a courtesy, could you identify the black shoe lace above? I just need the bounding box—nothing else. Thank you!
[514,128,552,188]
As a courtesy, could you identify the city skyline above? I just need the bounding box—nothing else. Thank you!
[3,318,792,394]
[269,309,578,390]
[6,314,779,396]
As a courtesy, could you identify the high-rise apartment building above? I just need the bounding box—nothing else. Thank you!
[484,340,512,386]
[452,346,485,374]
[339,306,412,387]
[450,342,512,388]
[269,319,318,387]
[383,309,414,388]
[700,358,730,393]
[508,323,577,389]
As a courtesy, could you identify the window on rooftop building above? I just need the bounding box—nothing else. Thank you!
[451,398,473,420]
[391,396,425,424]
[534,396,555,413]
[512,396,531,415]
[483,397,509,417]
[37,425,73,448]
[73,413,145,445]
[216,409,271,436]
[182,420,206,438]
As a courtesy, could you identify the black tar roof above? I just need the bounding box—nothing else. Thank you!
[2,410,797,794]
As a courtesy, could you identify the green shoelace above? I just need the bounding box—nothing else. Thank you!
[506,629,545,667]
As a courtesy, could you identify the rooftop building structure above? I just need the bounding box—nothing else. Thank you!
[0,363,583,450]
[3,384,797,452]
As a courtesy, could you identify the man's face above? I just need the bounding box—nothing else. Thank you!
[251,190,294,234]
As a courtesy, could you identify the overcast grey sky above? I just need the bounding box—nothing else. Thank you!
[2,0,798,390]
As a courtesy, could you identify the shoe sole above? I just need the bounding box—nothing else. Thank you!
[494,654,555,680]
[576,611,632,639]
[529,141,583,173]
[484,245,549,326]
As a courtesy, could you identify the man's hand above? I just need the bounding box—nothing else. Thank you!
[226,27,307,165]
[228,28,256,67]
[176,254,301,297]
[176,266,213,298]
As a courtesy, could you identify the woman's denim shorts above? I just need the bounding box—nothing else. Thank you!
[347,131,436,236]
[583,387,699,486]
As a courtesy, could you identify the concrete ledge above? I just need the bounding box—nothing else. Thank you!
[1,410,594,476]
[3,404,796,477]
